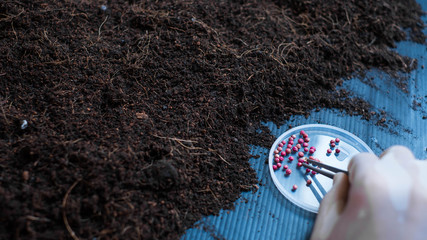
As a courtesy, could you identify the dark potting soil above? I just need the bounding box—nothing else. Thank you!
[0,0,425,239]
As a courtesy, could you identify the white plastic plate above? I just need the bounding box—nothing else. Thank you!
[268,124,373,213]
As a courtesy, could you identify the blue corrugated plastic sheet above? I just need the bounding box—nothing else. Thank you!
[182,1,427,239]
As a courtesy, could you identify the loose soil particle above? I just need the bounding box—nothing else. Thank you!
[0,0,425,239]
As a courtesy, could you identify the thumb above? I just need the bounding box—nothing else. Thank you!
[311,173,349,240]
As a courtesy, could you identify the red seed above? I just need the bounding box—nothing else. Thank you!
[281,151,287,156]
[275,158,279,163]
[330,142,336,148]
[309,149,315,154]
[300,130,305,135]
[304,137,310,142]
[274,150,279,154]
[335,148,341,153]
[330,139,335,144]
[306,168,311,173]
[298,152,304,157]
[292,146,298,152]
[327,149,332,154]
[287,144,292,148]
[297,162,302,168]
[289,141,294,145]
[278,143,284,147]
[303,133,308,138]
[309,156,315,160]
[283,164,289,169]
[303,142,309,147]
[296,144,301,149]
[279,156,284,161]
[277,147,282,151]
[298,158,304,162]
[298,138,304,144]
[288,156,294,161]
[273,165,278,170]
[288,137,293,141]
[304,147,309,152]
[286,169,292,175]
[311,170,317,175]
[275,154,279,158]
[335,138,340,143]
[277,163,282,168]
[285,148,291,154]
[281,140,287,144]
[310,146,316,150]
[292,184,298,190]
[306,179,312,185]
[291,134,297,139]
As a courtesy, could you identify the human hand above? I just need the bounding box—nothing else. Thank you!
[310,146,427,240]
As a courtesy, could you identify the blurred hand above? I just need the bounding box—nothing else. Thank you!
[311,146,427,240]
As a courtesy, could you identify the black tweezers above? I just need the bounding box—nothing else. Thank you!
[302,158,348,179]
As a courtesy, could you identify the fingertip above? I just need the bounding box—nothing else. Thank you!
[348,152,377,170]
[348,152,378,183]
[322,173,349,208]
[333,172,347,186]
[332,172,349,201]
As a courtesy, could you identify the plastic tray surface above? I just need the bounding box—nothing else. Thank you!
[269,124,373,213]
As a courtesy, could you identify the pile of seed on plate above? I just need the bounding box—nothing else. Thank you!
[272,130,342,190]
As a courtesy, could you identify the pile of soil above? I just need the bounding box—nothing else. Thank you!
[0,0,424,239]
